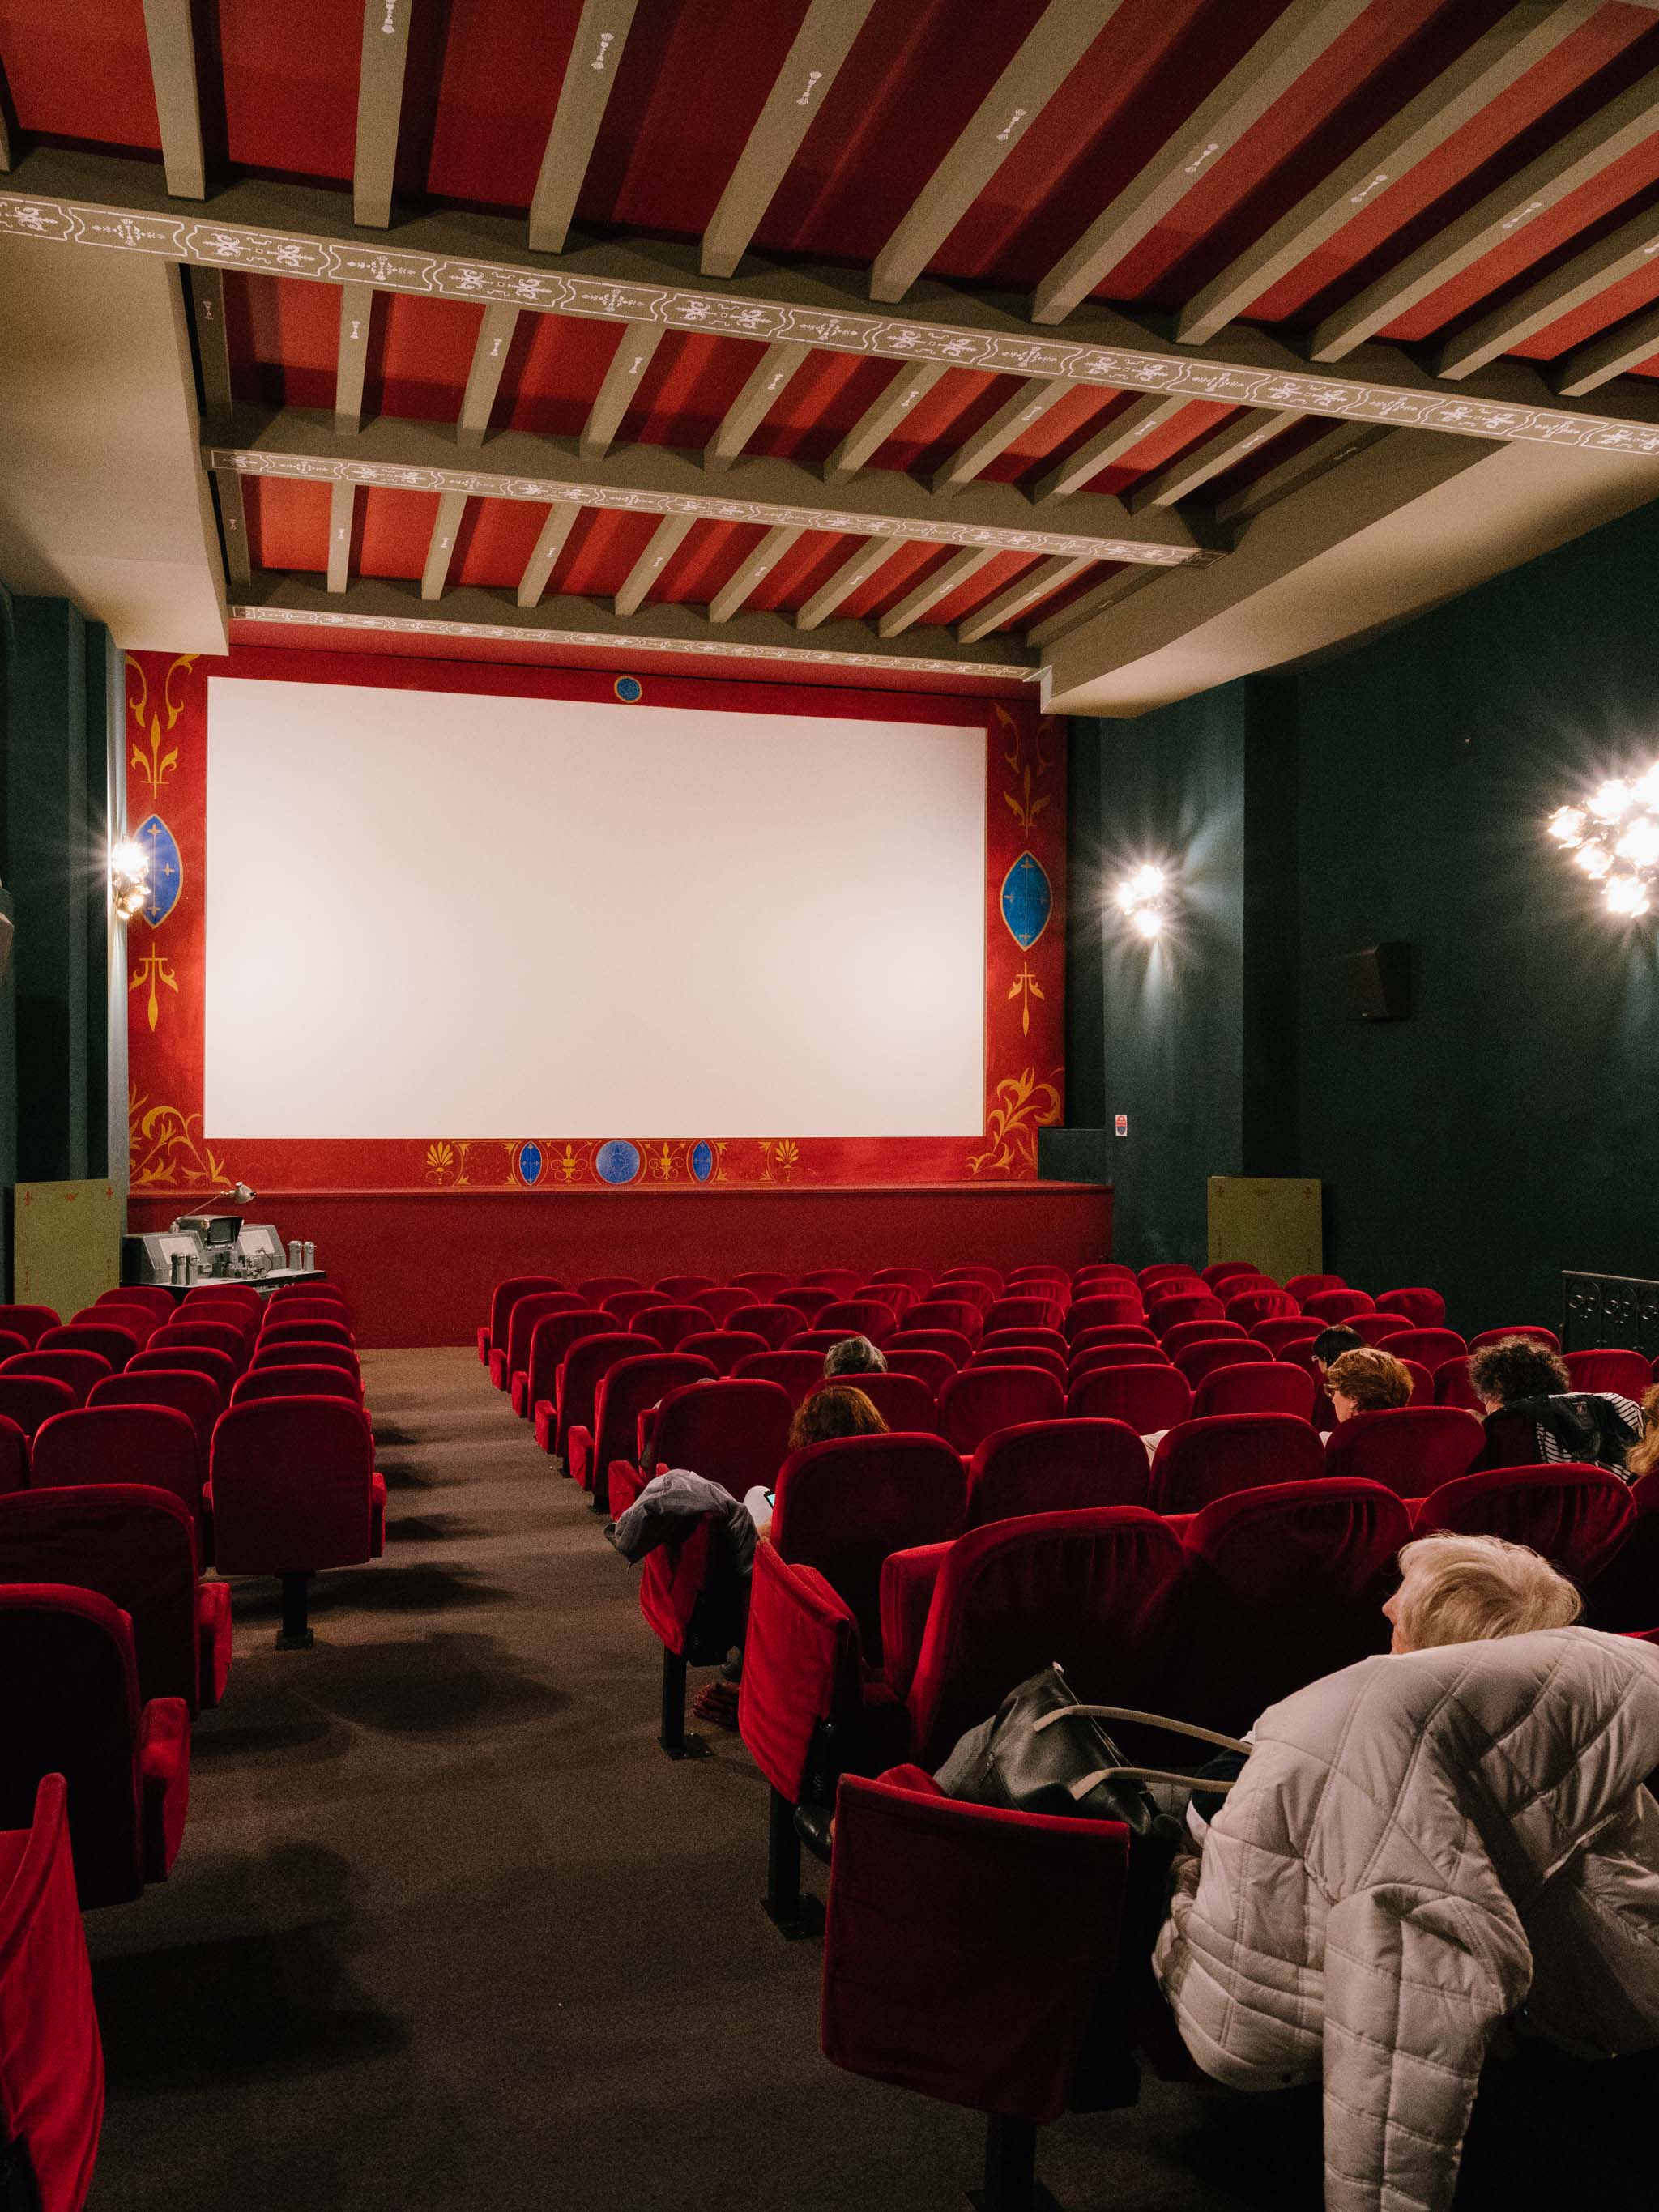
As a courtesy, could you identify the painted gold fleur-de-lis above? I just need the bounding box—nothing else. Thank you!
[1009,964,1045,1038]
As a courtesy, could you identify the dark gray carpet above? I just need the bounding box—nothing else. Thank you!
[80,1350,1648,2211]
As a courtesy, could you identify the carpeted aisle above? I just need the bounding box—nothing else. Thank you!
[80,1350,1647,2212]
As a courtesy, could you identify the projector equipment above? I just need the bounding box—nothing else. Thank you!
[289,1240,303,1270]
[1342,943,1412,1022]
[168,1214,245,1276]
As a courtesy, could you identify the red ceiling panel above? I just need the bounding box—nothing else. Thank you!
[224,272,340,412]
[747,529,858,616]
[1056,399,1239,500]
[422,0,589,209]
[211,0,360,186]
[655,520,766,608]
[241,474,328,573]
[368,293,488,424]
[552,508,662,600]
[1510,254,1659,358]
[353,485,437,582]
[859,368,1004,476]
[616,330,765,450]
[0,0,158,150]
[742,352,894,467]
[1188,415,1346,509]
[978,384,1121,486]
[501,313,631,440]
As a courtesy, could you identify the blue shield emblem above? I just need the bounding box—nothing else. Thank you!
[595,1140,642,1186]
[516,1142,544,1187]
[1001,852,1051,949]
[135,815,183,927]
[690,1142,714,1184]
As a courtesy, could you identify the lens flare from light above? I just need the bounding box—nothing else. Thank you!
[1131,906,1162,939]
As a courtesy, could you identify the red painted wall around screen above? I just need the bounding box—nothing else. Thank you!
[123,647,1066,1200]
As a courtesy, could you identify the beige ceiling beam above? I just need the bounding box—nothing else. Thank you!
[211,407,1213,566]
[186,267,233,437]
[705,339,811,470]
[871,0,1128,305]
[1175,0,1593,347]
[709,525,802,622]
[1128,407,1306,509]
[420,488,468,599]
[0,62,11,170]
[826,363,951,479]
[702,0,876,279]
[1032,394,1188,502]
[528,0,639,254]
[615,513,696,615]
[335,283,373,435]
[796,538,905,630]
[212,469,252,587]
[1032,0,1371,325]
[15,151,1659,458]
[1553,305,1659,399]
[933,375,1073,494]
[957,554,1092,643]
[1026,565,1147,646]
[582,322,663,459]
[1439,202,1659,381]
[517,500,582,608]
[352,0,411,228]
[139,0,206,200]
[326,479,354,593]
[1311,62,1659,364]
[879,547,1000,637]
[231,569,1037,681]
[1213,422,1391,527]
[457,303,518,446]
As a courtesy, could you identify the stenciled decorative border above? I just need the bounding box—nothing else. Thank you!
[122,647,1066,1193]
[6,190,1659,458]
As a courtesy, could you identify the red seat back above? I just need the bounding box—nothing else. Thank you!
[1192,1362,1316,1421]
[251,1337,359,1375]
[773,1434,966,1648]
[1149,1413,1325,1515]
[0,1309,58,1350]
[261,1297,345,1329]
[30,1406,203,1528]
[0,1585,146,1908]
[938,1268,1000,1296]
[786,1328,871,1357]
[588,1355,719,1509]
[882,1348,958,1394]
[1173,1338,1273,1388]
[486,1275,562,1353]
[603,1289,672,1325]
[1565,1349,1651,1398]
[968,1346,1068,1387]
[259,1319,354,1351]
[0,1379,75,1440]
[553,1332,652,1460]
[983,1297,1064,1336]
[677,1330,772,1377]
[1202,1260,1260,1289]
[904,1507,1188,1770]
[0,1419,26,1501]
[730,1350,825,1404]
[232,1366,362,1408]
[815,1301,896,1344]
[0,1355,108,1409]
[1066,1363,1190,1433]
[729,1304,803,1349]
[1068,1344,1172,1383]
[1285,1274,1344,1301]
[1224,1289,1300,1326]
[936,1366,1064,1454]
[1160,1319,1245,1356]
[577,1276,641,1304]
[810,1370,937,1433]
[1176,1481,1408,1732]
[1399,1358,1433,1405]
[731,1271,794,1298]
[124,1345,235,1402]
[776,1287,837,1322]
[980,1327,1068,1356]
[628,1305,710,1353]
[966,1418,1150,1526]
[1250,1317,1320,1354]
[503,1292,585,1382]
[209,1399,378,1574]
[1301,1289,1375,1322]
[901,1302,984,1343]
[75,1303,158,1348]
[87,1371,219,1498]
[100,1285,173,1318]
[1386,1327,1468,1369]
[0,1485,203,1715]
[1064,1295,1143,1340]
[1375,1287,1446,1328]
[1432,1357,1483,1413]
[1322,1405,1485,1500]
[149,1320,245,1366]
[1469,1323,1560,1353]
[885,1329,972,1368]
[803,1269,866,1295]
[646,1380,795,1499]
[1584,1470,1659,1632]
[183,1282,260,1313]
[1146,1292,1224,1337]
[1415,1463,1635,1583]
[1068,1323,1158,1356]
[691,1287,761,1328]
[1348,1313,1410,1347]
[525,1309,611,1408]
[654,1274,719,1299]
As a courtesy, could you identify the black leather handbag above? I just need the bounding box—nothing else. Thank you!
[936,1662,1250,1832]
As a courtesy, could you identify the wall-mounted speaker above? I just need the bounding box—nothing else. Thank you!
[1342,941,1411,1022]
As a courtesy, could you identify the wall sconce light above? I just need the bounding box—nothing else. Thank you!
[1115,863,1168,940]
[1547,765,1659,917]
[110,837,151,923]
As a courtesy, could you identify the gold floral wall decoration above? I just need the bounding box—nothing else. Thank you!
[968,1067,1063,1178]
[128,947,178,1034]
[129,1086,236,1191]
[1008,964,1044,1037]
[126,653,196,802]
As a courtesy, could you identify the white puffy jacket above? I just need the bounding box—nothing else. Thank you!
[1153,1628,1659,2212]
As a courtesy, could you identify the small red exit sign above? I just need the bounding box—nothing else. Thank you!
[1114,1115,1128,1136]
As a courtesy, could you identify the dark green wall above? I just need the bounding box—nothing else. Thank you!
[1069,492,1659,1331]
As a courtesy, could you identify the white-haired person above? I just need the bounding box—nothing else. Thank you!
[1157,1533,1659,2212]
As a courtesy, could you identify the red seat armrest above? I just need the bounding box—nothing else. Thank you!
[739,1544,861,1803]
[139,1695,191,1880]
[488,1349,509,1391]
[567,1424,595,1490]
[369,1470,386,1554]
[197,1582,232,1707]
[476,1326,491,1363]
[608,1460,646,1520]
[879,1542,953,1703]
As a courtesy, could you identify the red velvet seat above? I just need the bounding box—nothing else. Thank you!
[1348,1312,1410,1346]
[1385,1326,1468,1368]
[1433,1357,1483,1413]
[1251,1316,1320,1353]
[1138,1264,1197,1290]
[886,1328,973,1368]
[567,1353,716,1506]
[478,1276,561,1365]
[900,1301,984,1343]
[939,1267,1001,1295]
[883,1347,958,1394]
[1067,1363,1190,1433]
[1160,1318,1245,1356]
[0,1354,108,1409]
[99,1285,173,1319]
[232,1366,362,1409]
[727,1303,802,1349]
[1068,1323,1158,1355]
[1064,1294,1144,1340]
[516,1307,610,1418]
[1584,1470,1659,1632]
[1322,1404,1485,1500]
[30,1405,204,1532]
[853,1281,914,1314]
[1375,1286,1447,1328]
[0,1333,29,1366]
[149,1320,246,1368]
[815,1300,896,1344]
[1068,1344,1173,1384]
[936,1366,1064,1455]
[1201,1259,1261,1289]
[536,1331,645,1459]
[774,1287,838,1323]
[1175,1480,1407,1733]
[786,1328,876,1357]
[125,1345,235,1403]
[0,1585,189,1908]
[967,1345,1068,1387]
[1146,1291,1224,1337]
[259,1318,354,1352]
[602,1289,672,1326]
[690,1287,761,1327]
[609,1379,793,1518]
[732,1270,795,1298]
[676,1329,771,1377]
[575,1276,639,1305]
[1391,1357,1431,1404]
[1007,1264,1070,1288]
[654,1274,719,1299]
[823,1766,1129,2211]
[966,1417,1150,1525]
[1301,1289,1375,1321]
[811,1370,937,1432]
[207,1399,385,1647]
[181,1299,258,1338]
[870,1268,936,1294]
[773,1434,966,1651]
[980,1326,1068,1356]
[983,1296,1063,1336]
[1224,1288,1300,1326]
[87,1372,219,1511]
[1469,1323,1560,1352]
[259,1297,344,1331]
[1192,1361,1316,1421]
[0,1379,75,1440]
[251,1340,359,1379]
[0,1773,104,2212]
[627,1304,712,1353]
[1286,1273,1345,1301]
[0,1484,228,1716]
[729,1349,825,1405]
[1149,1413,1325,1515]
[183,1282,261,1314]
[73,1303,157,1348]
[0,1420,25,1501]
[1072,1265,1137,1291]
[802,1269,864,1296]
[1414,1462,1635,1582]
[0,1309,58,1350]
[1566,1348,1651,1397]
[493,1290,584,1396]
[1173,1338,1273,1388]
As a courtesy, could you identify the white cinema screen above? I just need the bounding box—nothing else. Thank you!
[203,677,987,1140]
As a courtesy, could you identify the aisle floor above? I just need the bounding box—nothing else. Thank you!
[83,1349,1650,2211]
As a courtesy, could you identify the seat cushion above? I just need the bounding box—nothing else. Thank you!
[369,1472,386,1556]
[138,1696,191,1881]
[197,1582,232,1708]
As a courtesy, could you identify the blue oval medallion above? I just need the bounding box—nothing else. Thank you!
[135,815,184,928]
[516,1142,544,1187]
[1000,851,1051,950]
[614,675,643,703]
[595,1139,642,1186]
[690,1141,714,1184]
